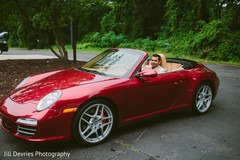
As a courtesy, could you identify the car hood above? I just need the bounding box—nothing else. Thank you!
[10,69,115,104]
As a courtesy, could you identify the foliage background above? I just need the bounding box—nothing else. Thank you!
[0,0,239,62]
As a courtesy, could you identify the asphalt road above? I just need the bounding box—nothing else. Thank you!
[0,50,240,160]
[0,49,98,61]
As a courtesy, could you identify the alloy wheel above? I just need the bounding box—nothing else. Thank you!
[195,85,212,113]
[78,103,113,144]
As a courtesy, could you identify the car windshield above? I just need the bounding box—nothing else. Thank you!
[80,49,144,78]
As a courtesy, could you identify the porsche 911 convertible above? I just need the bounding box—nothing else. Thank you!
[0,48,219,145]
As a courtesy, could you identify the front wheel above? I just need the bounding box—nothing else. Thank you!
[192,83,213,114]
[72,100,115,146]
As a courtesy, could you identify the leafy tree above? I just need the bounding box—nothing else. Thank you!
[101,0,168,40]
[1,0,110,61]
[13,0,86,61]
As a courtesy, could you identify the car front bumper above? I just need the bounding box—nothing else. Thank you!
[0,97,74,141]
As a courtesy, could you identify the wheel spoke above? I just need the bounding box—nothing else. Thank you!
[197,99,202,109]
[81,117,90,124]
[85,112,94,118]
[204,86,209,95]
[198,102,203,110]
[102,121,112,127]
[99,125,104,135]
[203,101,208,109]
[85,129,95,139]
[205,93,212,97]
[102,116,112,121]
[94,105,100,116]
[95,130,100,140]
[81,125,91,135]
[204,97,212,102]
[100,105,105,118]
[197,94,201,99]
[203,87,206,94]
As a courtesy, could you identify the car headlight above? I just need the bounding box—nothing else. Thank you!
[15,76,31,89]
[36,90,62,111]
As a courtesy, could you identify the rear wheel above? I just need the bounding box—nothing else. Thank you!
[72,100,115,145]
[193,83,213,114]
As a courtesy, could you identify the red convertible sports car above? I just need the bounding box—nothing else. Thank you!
[0,48,219,145]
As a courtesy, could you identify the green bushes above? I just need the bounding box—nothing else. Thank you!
[165,20,240,62]
[76,17,240,63]
[119,37,158,51]
[81,31,127,48]
[81,32,160,51]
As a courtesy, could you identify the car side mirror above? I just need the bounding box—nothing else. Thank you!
[137,69,157,78]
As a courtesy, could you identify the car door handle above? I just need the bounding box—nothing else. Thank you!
[174,80,183,85]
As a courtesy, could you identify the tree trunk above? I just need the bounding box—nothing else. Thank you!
[48,4,69,61]
[201,0,209,22]
[196,0,201,21]
[196,0,209,22]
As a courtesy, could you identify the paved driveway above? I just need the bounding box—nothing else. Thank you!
[0,49,97,61]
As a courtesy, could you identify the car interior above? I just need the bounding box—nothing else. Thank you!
[142,54,198,73]
[159,54,184,72]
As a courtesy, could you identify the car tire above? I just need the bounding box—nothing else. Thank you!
[192,83,213,115]
[72,99,116,146]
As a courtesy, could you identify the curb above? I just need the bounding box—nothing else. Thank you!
[0,55,56,60]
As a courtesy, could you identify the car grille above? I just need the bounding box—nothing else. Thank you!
[17,124,36,137]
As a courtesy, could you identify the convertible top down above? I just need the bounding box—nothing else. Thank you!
[0,48,219,145]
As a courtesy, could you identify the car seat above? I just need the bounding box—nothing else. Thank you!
[158,54,168,71]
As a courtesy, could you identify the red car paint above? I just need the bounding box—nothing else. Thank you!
[0,49,219,142]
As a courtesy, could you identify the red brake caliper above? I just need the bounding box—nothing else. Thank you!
[98,110,106,124]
